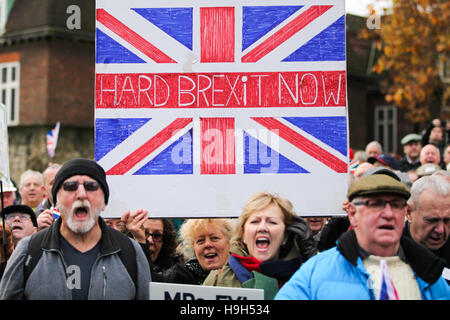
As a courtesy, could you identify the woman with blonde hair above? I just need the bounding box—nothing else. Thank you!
[152,218,233,285]
[203,192,317,299]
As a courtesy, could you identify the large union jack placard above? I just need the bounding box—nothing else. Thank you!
[95,0,349,218]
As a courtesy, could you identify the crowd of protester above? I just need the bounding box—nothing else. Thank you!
[0,118,449,300]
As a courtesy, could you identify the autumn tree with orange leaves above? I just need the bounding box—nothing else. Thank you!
[360,0,450,123]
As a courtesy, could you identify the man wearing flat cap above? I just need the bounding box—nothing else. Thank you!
[399,133,422,173]
[0,158,150,300]
[276,173,449,300]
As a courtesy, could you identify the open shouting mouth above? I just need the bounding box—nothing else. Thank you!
[69,200,92,222]
[204,252,218,262]
[255,235,271,252]
[11,224,23,232]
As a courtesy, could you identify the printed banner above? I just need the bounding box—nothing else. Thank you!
[95,0,349,218]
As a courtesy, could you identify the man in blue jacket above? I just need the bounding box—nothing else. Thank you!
[276,172,449,300]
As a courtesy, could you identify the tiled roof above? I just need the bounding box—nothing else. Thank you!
[1,0,94,44]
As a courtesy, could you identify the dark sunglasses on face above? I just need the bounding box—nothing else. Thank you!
[62,181,100,192]
[145,231,164,243]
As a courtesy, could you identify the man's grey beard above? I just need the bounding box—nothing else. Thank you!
[59,199,101,234]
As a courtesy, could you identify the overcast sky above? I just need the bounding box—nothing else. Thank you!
[346,0,392,17]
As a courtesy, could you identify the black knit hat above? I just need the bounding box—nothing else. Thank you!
[1,205,38,227]
[52,158,109,205]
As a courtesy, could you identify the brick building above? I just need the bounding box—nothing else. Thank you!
[345,14,442,154]
[1,0,94,182]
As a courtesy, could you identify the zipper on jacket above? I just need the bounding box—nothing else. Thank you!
[90,249,119,300]
[366,275,376,300]
[44,248,73,299]
[102,265,107,300]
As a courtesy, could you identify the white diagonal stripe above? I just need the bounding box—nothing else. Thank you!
[127,121,194,175]
[97,118,190,172]
[238,117,338,174]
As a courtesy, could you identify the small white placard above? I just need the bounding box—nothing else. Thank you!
[442,267,450,281]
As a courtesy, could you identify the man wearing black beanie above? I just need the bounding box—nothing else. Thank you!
[52,158,110,207]
[0,158,150,300]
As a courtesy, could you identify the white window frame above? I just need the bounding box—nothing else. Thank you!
[439,54,450,84]
[374,105,397,154]
[0,61,20,126]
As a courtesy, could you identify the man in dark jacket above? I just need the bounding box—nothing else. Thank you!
[35,163,61,229]
[405,175,450,283]
[0,158,150,300]
[399,133,422,173]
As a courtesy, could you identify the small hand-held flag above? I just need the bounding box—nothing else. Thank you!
[46,122,60,158]
[379,259,399,300]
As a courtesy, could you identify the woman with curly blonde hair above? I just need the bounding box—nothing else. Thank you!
[152,218,233,285]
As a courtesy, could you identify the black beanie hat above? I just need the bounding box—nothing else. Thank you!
[52,158,109,205]
[2,204,38,227]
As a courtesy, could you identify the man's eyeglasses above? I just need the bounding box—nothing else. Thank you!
[145,231,164,243]
[5,213,31,222]
[352,199,407,211]
[62,181,100,192]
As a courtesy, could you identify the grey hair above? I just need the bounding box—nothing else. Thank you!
[350,196,363,204]
[19,170,43,188]
[42,163,61,184]
[432,170,450,178]
[43,163,61,175]
[420,144,440,157]
[365,141,383,154]
[407,175,450,209]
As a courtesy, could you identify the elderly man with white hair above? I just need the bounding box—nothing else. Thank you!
[18,170,44,210]
[1,159,150,300]
[405,175,450,283]
[365,141,383,158]
[419,144,441,167]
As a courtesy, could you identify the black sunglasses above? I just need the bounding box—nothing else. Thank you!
[62,181,100,192]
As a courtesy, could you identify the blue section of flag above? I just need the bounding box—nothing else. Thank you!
[379,278,390,300]
[46,122,60,158]
[132,8,193,50]
[242,6,303,51]
[95,118,150,161]
[134,129,193,175]
[283,117,347,156]
[244,132,309,174]
[96,28,146,64]
[378,259,398,300]
[283,15,345,62]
